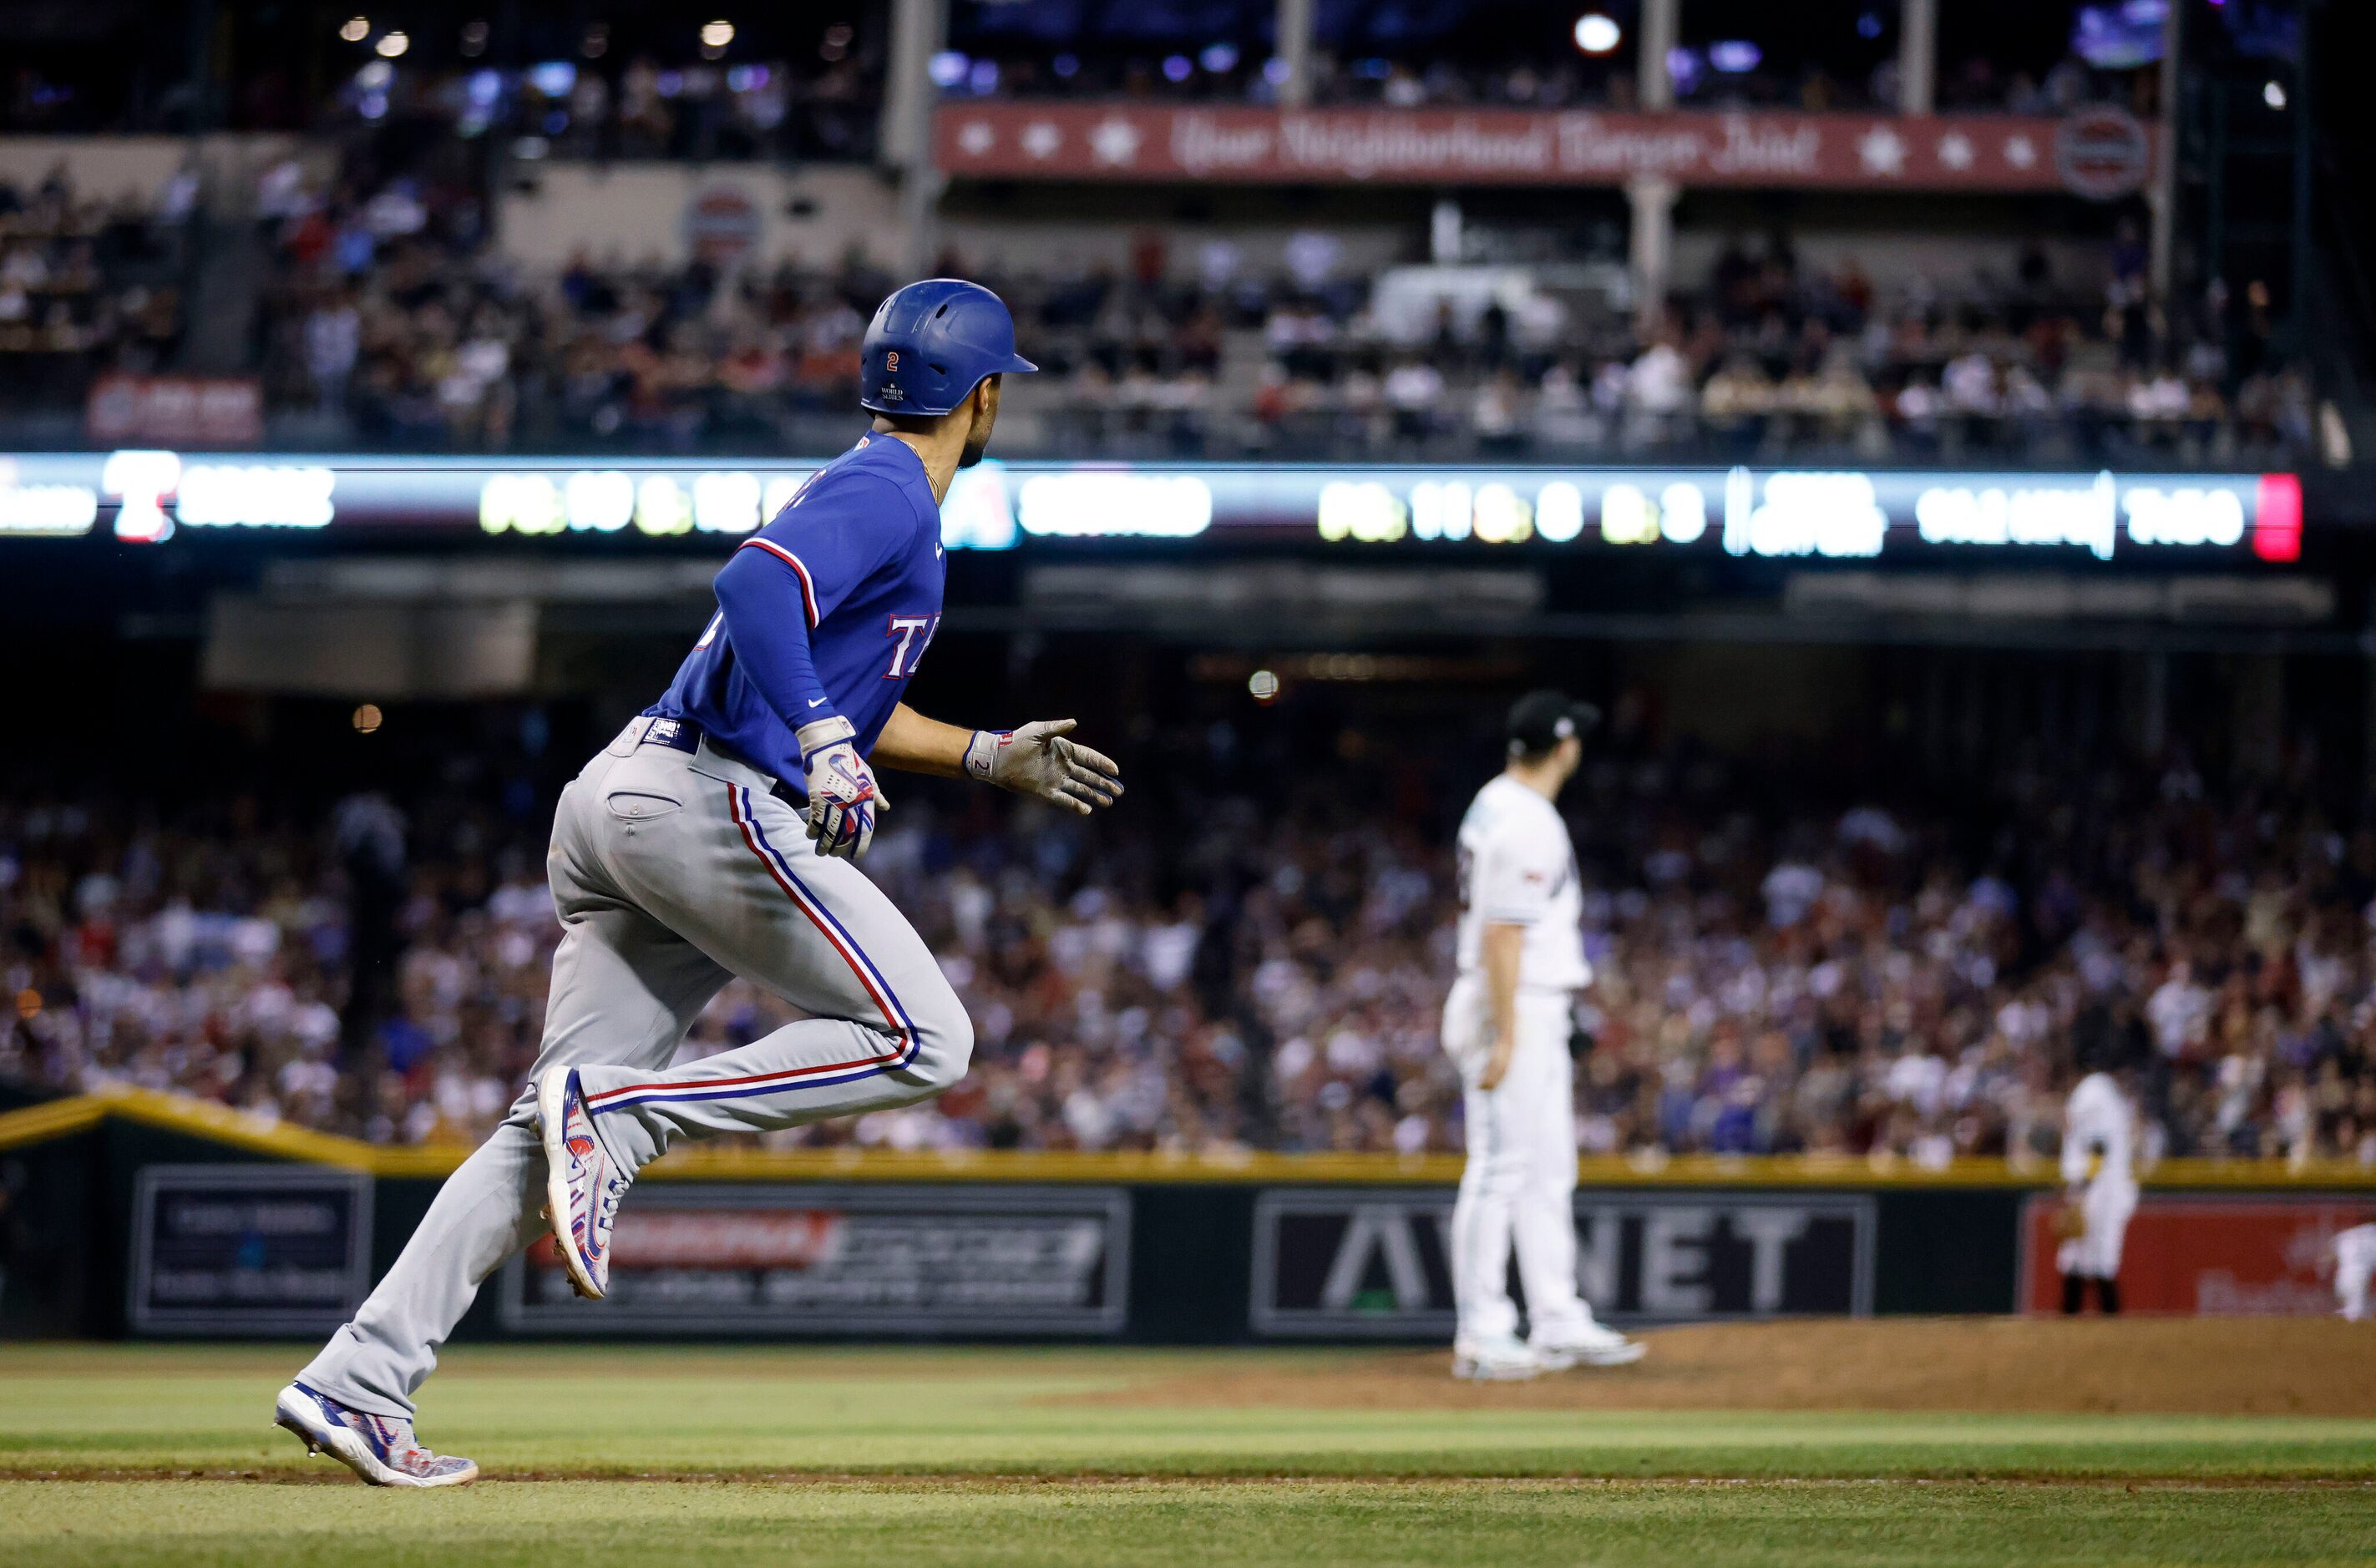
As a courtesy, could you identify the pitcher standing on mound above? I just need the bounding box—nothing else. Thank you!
[272,281,1123,1486]
[1443,691,1643,1381]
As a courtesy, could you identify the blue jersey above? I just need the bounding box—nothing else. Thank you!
[650,434,944,795]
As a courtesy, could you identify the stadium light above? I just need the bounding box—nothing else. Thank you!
[374,29,409,58]
[2263,79,2287,110]
[700,20,735,49]
[1573,13,1622,55]
[339,16,369,43]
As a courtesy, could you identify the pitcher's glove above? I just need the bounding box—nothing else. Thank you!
[963,720,1122,815]
[796,716,884,860]
[2052,1200,2089,1242]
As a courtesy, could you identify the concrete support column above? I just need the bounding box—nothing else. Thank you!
[882,0,945,276]
[1639,0,1679,110]
[2135,650,2169,761]
[1629,175,1677,329]
[1276,0,1317,108]
[1898,0,1936,115]
[2148,0,2183,297]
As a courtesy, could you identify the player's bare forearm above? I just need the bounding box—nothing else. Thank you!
[1480,922,1526,1090]
[874,702,1125,812]
[873,703,973,778]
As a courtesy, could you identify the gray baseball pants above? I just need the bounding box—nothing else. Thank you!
[297,717,973,1418]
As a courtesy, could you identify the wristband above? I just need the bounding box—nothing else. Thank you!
[962,729,1010,783]
[794,714,855,762]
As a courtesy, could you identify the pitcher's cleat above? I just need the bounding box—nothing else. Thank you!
[272,1382,478,1487]
[1451,1336,1543,1382]
[1533,1321,1648,1369]
[536,1065,627,1299]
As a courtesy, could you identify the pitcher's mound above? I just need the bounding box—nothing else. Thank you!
[1094,1318,2376,1416]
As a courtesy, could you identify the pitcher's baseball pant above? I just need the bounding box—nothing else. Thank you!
[2054,1176,2138,1280]
[2335,1224,2376,1322]
[298,720,973,1418]
[1441,976,1593,1347]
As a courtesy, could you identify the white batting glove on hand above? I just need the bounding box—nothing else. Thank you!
[796,716,884,860]
[963,720,1123,815]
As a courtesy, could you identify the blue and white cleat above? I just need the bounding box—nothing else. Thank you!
[272,1381,478,1487]
[536,1065,628,1300]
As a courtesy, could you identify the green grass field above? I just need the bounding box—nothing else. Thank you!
[3,1343,2372,1565]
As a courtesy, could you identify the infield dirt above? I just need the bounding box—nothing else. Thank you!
[1071,1317,2376,1418]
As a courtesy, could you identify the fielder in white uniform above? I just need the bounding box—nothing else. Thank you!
[2057,1059,2140,1315]
[2333,1222,2376,1321]
[1441,690,1642,1380]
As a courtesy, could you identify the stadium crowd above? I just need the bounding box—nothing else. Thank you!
[0,165,190,418]
[244,196,2311,467]
[7,738,2375,1169]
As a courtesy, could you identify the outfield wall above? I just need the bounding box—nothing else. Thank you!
[1,1091,2368,1342]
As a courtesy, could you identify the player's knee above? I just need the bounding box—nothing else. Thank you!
[900,976,974,1094]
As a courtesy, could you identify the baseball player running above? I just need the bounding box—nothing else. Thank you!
[272,281,1122,1485]
[2056,1044,2140,1315]
[1443,691,1643,1380]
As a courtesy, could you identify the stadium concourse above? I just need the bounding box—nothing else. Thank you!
[8,730,2374,1167]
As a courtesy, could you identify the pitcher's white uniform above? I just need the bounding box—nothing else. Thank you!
[2334,1223,2376,1321]
[1441,774,1595,1348]
[2057,1070,2140,1281]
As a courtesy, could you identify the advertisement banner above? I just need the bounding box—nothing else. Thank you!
[935,105,2156,195]
[2019,1196,2370,1316]
[1251,1188,1873,1337]
[127,1164,373,1334]
[496,1184,1131,1335]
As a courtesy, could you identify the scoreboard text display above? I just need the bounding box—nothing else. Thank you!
[0,451,2300,564]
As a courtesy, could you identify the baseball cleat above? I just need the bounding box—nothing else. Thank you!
[536,1065,628,1300]
[1532,1322,1648,1369]
[1452,1337,1544,1382]
[272,1381,477,1487]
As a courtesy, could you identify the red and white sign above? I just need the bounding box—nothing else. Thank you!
[937,105,2156,196]
[527,1207,845,1272]
[2019,1196,2372,1316]
[85,374,263,448]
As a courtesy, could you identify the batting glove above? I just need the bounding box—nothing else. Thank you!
[796,716,884,860]
[962,719,1123,814]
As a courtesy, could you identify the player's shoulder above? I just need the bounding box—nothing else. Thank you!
[788,438,927,513]
[1467,776,1560,842]
[2070,1071,2118,1105]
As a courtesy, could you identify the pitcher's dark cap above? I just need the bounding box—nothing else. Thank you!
[1506,690,1600,756]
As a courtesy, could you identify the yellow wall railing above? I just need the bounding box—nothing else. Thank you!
[5,1085,2374,1189]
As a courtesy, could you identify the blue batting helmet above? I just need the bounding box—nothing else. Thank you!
[859,278,1037,417]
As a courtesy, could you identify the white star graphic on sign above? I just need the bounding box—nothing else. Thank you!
[1857,124,1907,176]
[2003,133,2038,169]
[956,119,995,157]
[1936,131,1974,171]
[1021,121,1062,160]
[1087,116,1142,166]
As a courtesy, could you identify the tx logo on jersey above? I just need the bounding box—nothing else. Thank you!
[884,613,940,679]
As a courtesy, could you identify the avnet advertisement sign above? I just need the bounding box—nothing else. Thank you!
[1251,1188,1874,1336]
[498,1184,1130,1336]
